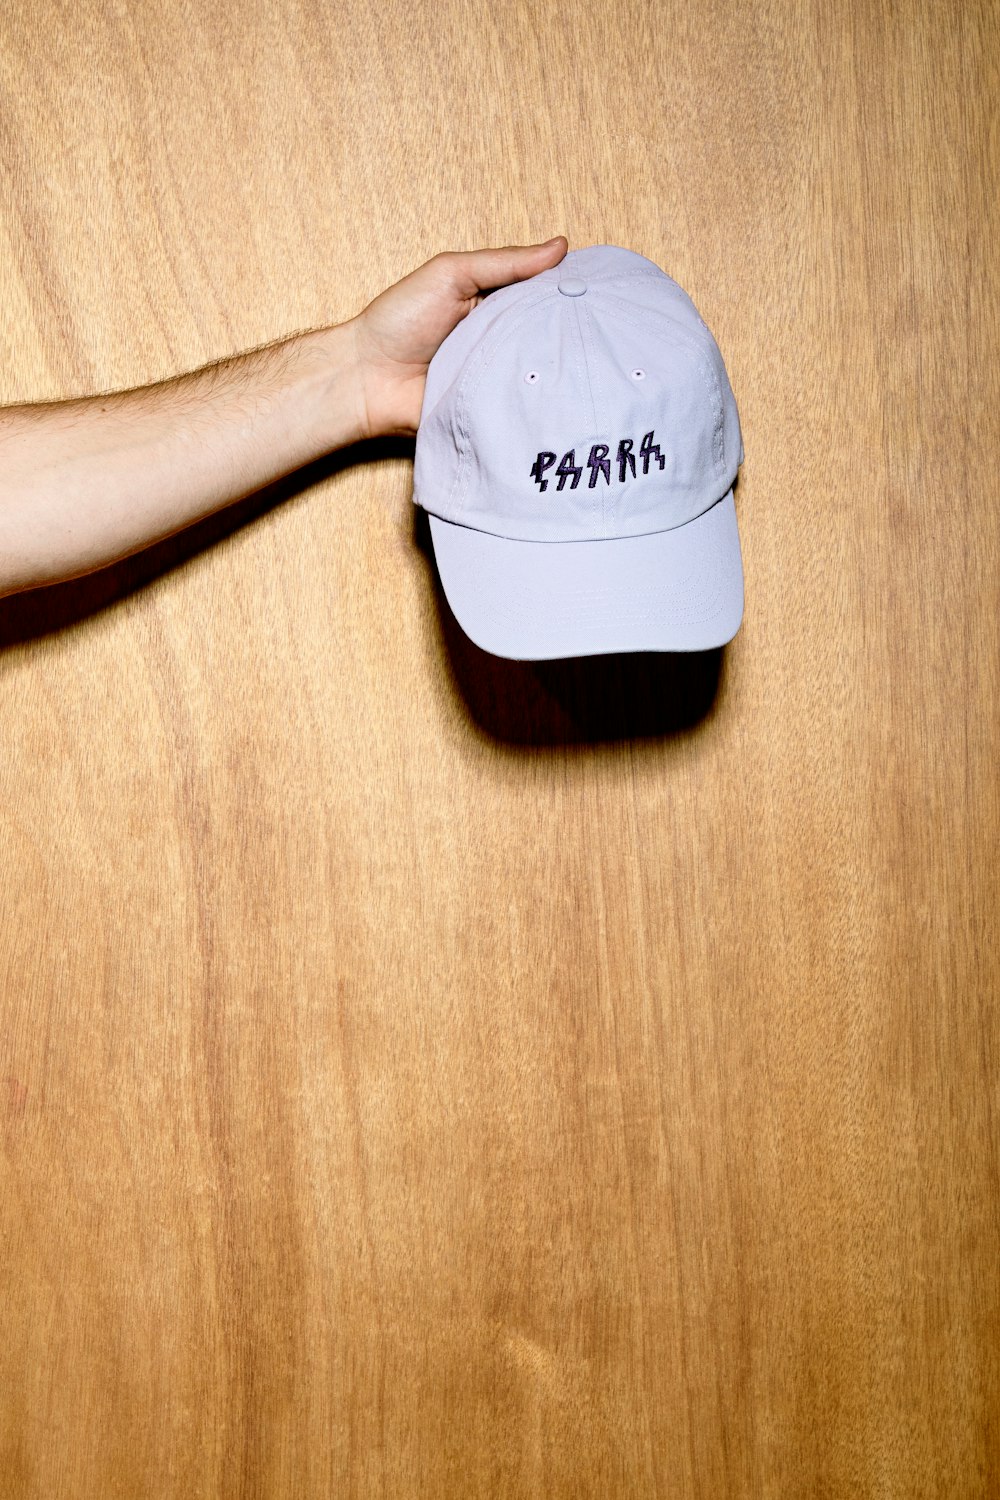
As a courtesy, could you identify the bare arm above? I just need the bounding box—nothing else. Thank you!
[0,236,567,599]
[0,323,367,597]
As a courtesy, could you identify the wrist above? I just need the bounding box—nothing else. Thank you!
[291,319,370,454]
[348,309,425,442]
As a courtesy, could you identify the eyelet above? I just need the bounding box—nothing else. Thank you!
[524,370,540,383]
[630,368,646,380]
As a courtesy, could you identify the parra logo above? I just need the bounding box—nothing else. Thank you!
[530,431,666,492]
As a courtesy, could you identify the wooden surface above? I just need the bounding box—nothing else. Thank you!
[1,1,998,1496]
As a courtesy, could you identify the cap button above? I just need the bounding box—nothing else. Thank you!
[557,277,587,297]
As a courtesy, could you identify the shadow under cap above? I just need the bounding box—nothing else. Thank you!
[413,507,726,749]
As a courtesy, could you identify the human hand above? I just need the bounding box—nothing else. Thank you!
[350,236,568,441]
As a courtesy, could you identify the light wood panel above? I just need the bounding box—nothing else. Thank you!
[1,1,997,1496]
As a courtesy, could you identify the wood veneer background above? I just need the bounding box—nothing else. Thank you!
[1,1,997,1495]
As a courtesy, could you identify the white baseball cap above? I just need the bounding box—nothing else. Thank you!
[413,244,744,660]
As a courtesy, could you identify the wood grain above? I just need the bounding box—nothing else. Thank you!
[1,1,998,1496]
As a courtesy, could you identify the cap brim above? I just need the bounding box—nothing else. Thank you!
[427,490,744,661]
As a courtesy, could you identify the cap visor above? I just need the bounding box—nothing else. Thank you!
[428,490,744,661]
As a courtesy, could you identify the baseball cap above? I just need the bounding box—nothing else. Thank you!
[412,243,744,660]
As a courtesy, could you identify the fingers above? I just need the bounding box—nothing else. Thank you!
[442,237,568,298]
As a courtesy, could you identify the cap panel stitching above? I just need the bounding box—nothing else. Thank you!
[570,298,602,539]
[599,292,729,480]
[575,297,614,538]
[449,287,558,516]
[599,293,727,479]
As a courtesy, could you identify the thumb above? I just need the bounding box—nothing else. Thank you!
[447,236,568,299]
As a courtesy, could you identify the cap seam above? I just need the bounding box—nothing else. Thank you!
[599,291,728,481]
[449,286,558,517]
[572,298,604,540]
[424,490,734,544]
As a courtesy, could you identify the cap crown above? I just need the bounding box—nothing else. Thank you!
[413,245,742,542]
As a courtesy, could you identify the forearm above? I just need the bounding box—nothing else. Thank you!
[0,318,367,597]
